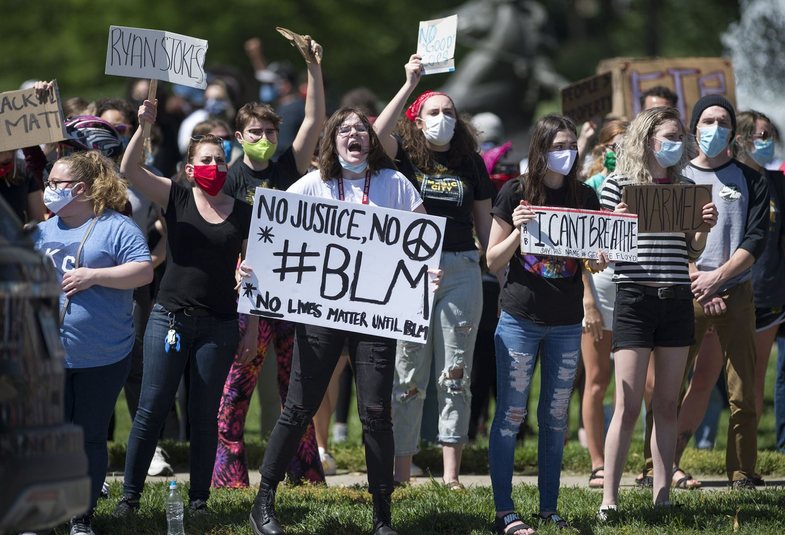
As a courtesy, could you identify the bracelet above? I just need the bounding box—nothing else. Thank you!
[583,259,598,273]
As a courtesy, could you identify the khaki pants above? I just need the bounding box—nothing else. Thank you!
[643,281,757,482]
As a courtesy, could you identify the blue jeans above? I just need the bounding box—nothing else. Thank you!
[123,304,238,502]
[776,337,785,452]
[489,312,581,513]
[64,357,130,512]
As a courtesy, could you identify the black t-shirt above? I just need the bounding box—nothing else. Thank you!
[0,159,42,223]
[395,142,494,251]
[157,183,252,316]
[222,147,300,204]
[752,169,785,308]
[491,178,600,325]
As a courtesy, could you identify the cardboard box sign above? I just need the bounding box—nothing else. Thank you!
[622,183,713,233]
[596,57,736,121]
[561,72,613,125]
[0,81,67,152]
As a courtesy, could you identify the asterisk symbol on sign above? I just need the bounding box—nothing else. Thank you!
[257,226,275,243]
[242,282,258,298]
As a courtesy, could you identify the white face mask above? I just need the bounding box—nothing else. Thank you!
[43,186,77,213]
[546,149,578,175]
[422,113,456,146]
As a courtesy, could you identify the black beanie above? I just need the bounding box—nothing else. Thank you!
[689,94,736,136]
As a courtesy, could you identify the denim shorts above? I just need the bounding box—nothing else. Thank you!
[612,284,694,351]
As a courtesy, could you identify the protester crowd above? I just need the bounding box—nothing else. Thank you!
[5,29,785,535]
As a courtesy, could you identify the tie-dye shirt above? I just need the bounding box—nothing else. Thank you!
[491,178,600,325]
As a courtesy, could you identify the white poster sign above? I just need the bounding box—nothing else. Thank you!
[105,25,208,89]
[239,190,446,343]
[521,206,639,262]
[417,14,458,75]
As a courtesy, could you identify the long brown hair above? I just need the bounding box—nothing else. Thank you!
[521,114,581,207]
[318,107,395,181]
[57,151,127,215]
[585,119,629,178]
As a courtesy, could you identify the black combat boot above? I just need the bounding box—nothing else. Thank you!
[371,492,397,535]
[250,482,284,535]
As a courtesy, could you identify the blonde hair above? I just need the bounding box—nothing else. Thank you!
[57,150,128,215]
[615,107,692,185]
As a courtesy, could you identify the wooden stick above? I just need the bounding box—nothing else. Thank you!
[141,79,157,162]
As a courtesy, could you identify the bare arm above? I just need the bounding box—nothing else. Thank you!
[120,100,172,208]
[61,261,153,297]
[26,190,45,222]
[486,201,536,274]
[472,198,493,252]
[244,37,268,74]
[291,40,326,175]
[373,54,423,158]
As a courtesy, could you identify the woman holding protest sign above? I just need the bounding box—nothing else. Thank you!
[485,114,607,534]
[373,54,495,491]
[599,106,717,517]
[113,99,254,517]
[249,107,428,535]
[34,150,153,534]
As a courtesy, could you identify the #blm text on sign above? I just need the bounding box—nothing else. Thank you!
[521,206,638,262]
[561,72,613,125]
[622,183,713,233]
[417,14,458,75]
[0,81,67,152]
[239,189,446,344]
[105,25,209,89]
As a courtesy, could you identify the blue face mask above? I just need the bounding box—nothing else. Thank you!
[751,138,775,167]
[222,139,233,162]
[259,84,279,104]
[204,98,228,116]
[698,124,731,158]
[338,155,368,174]
[653,139,684,168]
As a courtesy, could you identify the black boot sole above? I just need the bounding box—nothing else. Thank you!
[250,512,284,535]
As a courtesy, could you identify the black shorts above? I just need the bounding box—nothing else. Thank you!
[612,284,695,352]
[755,306,785,332]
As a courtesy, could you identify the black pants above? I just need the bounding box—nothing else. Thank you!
[260,324,396,495]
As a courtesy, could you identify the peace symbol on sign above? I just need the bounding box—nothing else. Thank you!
[402,219,442,261]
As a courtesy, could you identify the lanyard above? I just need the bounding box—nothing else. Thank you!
[337,176,371,205]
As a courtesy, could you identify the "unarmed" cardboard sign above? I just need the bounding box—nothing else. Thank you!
[0,81,67,152]
[622,183,713,233]
[521,206,638,262]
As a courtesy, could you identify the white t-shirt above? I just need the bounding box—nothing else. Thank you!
[288,168,423,212]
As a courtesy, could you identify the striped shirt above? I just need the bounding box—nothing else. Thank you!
[600,174,692,285]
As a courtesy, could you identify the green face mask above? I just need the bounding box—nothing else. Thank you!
[242,137,277,162]
[603,150,617,172]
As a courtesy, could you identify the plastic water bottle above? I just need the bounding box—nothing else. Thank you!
[166,480,186,535]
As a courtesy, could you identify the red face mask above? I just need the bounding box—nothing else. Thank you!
[192,164,228,196]
[0,161,13,178]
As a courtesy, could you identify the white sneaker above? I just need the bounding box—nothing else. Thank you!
[410,463,424,477]
[597,504,617,521]
[332,422,348,444]
[319,447,337,476]
[147,446,174,477]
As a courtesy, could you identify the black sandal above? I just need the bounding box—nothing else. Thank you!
[535,512,569,529]
[495,512,534,534]
[589,466,604,488]
[635,470,654,488]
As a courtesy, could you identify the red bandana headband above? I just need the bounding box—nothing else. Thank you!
[405,90,449,122]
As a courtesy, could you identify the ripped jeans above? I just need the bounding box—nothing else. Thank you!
[392,250,482,456]
[489,311,581,513]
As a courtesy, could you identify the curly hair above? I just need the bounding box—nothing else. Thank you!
[396,93,477,173]
[94,97,139,133]
[614,106,691,185]
[733,110,776,161]
[57,150,127,215]
[520,114,581,207]
[585,119,629,178]
[318,107,395,181]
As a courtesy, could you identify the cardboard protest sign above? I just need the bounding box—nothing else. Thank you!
[239,190,446,343]
[521,206,638,262]
[0,81,67,152]
[561,72,613,124]
[596,57,735,121]
[417,14,458,75]
[622,183,713,233]
[105,25,208,89]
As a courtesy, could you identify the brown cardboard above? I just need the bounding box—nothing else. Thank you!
[622,183,713,233]
[561,72,613,124]
[0,80,67,152]
[596,57,735,122]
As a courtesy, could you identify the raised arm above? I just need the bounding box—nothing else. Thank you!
[373,54,423,158]
[291,39,326,175]
[120,101,172,208]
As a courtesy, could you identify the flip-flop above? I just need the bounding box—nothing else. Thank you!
[276,27,321,64]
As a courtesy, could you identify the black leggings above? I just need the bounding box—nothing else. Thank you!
[260,324,396,495]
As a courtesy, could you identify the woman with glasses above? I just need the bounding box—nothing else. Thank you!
[113,100,254,518]
[249,107,425,535]
[213,37,327,490]
[34,151,153,534]
[372,55,495,491]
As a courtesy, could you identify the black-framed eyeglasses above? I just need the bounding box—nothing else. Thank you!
[47,179,79,190]
[246,128,279,139]
[337,123,369,136]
